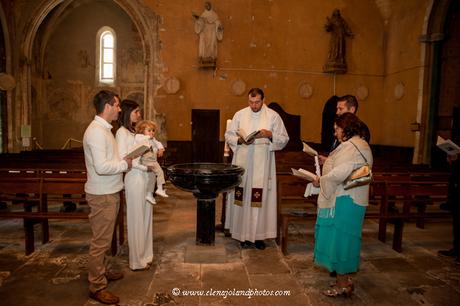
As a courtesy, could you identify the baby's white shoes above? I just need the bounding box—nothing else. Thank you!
[155,189,168,198]
[146,194,156,205]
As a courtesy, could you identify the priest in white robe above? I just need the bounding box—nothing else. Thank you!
[225,88,289,249]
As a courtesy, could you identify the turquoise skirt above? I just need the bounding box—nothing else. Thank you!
[313,195,366,274]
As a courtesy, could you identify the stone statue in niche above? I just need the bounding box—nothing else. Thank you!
[323,9,353,74]
[192,2,224,68]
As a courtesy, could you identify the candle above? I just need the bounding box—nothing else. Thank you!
[224,119,232,157]
[226,119,232,131]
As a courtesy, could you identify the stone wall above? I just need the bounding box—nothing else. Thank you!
[0,0,436,152]
[32,0,144,148]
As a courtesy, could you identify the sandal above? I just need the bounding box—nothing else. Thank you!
[322,285,353,298]
[323,277,354,297]
[329,280,354,290]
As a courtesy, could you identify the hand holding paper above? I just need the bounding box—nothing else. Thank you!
[301,141,322,176]
[291,168,317,181]
[437,136,460,156]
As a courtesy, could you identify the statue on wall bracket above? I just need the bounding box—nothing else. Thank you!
[323,9,353,74]
[193,2,224,68]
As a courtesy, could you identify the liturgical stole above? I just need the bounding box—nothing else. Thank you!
[234,105,270,208]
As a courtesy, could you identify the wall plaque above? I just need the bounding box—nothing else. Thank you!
[394,82,405,100]
[298,82,313,99]
[231,79,246,96]
[356,85,369,101]
[164,77,180,94]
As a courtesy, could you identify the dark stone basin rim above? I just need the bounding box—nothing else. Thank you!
[167,163,245,176]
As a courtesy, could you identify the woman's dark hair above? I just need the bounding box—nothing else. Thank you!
[118,99,140,133]
[335,112,367,141]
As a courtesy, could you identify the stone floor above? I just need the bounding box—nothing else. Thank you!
[0,183,459,305]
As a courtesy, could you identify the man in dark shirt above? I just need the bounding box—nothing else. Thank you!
[320,95,370,163]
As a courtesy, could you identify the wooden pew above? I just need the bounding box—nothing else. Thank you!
[276,174,316,255]
[0,173,125,255]
[375,180,448,252]
[277,173,449,254]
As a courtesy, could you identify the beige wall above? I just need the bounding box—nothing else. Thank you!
[2,0,436,150]
[32,0,144,148]
[150,0,388,144]
[382,0,432,147]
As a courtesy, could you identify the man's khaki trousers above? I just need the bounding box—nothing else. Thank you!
[86,192,120,293]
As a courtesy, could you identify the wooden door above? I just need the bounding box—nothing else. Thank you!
[191,109,220,162]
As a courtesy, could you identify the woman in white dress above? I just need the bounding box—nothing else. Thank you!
[115,99,155,271]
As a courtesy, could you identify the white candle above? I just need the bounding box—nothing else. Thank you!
[314,155,321,176]
[226,119,232,131]
[224,119,232,157]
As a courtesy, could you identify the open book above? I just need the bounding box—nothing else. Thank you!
[291,168,317,181]
[436,136,460,156]
[125,142,150,159]
[237,128,260,144]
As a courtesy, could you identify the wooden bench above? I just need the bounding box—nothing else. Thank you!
[0,173,125,255]
[276,173,449,254]
[373,180,449,252]
[276,174,317,255]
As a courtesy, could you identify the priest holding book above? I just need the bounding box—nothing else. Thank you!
[224,88,289,250]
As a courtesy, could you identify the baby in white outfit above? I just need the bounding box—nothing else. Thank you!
[135,120,168,204]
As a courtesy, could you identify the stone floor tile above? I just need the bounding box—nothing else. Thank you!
[243,247,290,274]
[0,183,459,306]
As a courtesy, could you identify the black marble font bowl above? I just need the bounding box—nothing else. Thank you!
[166,163,244,198]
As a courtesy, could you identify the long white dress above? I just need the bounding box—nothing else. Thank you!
[116,127,153,270]
[224,104,289,242]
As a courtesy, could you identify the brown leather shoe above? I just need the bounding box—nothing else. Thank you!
[105,270,124,281]
[89,289,120,305]
[131,265,150,272]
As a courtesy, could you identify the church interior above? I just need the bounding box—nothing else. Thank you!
[0,0,459,305]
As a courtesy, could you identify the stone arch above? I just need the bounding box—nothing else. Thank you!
[16,0,159,151]
[415,0,454,164]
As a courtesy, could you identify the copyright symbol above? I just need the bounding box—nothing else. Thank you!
[171,288,181,296]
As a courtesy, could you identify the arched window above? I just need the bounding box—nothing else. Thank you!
[97,27,116,84]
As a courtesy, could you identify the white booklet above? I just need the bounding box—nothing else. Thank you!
[436,136,460,156]
[125,142,150,159]
[291,168,317,181]
[302,141,318,156]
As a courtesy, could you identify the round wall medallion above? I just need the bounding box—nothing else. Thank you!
[231,79,246,96]
[0,73,16,91]
[298,82,313,99]
[356,85,369,101]
[164,77,180,94]
[394,82,405,100]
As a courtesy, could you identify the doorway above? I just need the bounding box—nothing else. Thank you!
[191,109,220,163]
[430,0,460,167]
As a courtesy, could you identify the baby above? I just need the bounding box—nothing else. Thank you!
[135,120,168,204]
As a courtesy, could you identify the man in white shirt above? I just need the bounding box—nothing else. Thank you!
[225,88,289,250]
[83,90,132,305]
